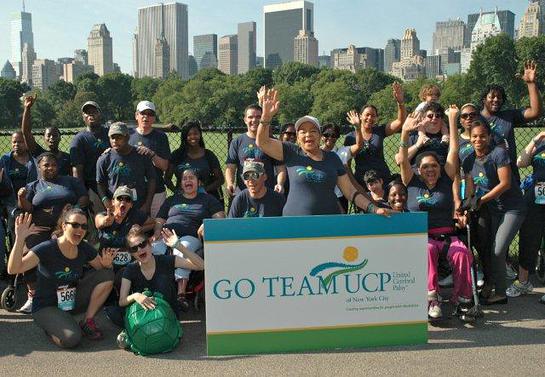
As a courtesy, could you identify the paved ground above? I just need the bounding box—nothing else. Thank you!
[1,281,544,377]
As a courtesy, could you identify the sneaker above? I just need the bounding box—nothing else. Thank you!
[505,263,517,280]
[79,318,103,340]
[177,294,190,313]
[439,274,453,287]
[476,271,484,288]
[428,301,442,319]
[539,294,545,305]
[116,330,130,350]
[506,280,533,297]
[16,296,33,314]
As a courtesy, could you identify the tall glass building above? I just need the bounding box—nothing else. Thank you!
[194,34,218,70]
[264,1,314,69]
[10,9,34,78]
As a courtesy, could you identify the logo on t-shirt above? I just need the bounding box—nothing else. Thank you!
[37,184,61,195]
[296,165,326,183]
[55,266,79,280]
[473,171,489,186]
[112,161,132,177]
[242,144,263,160]
[243,207,259,218]
[177,162,198,174]
[533,152,545,166]
[416,191,438,206]
[94,139,108,150]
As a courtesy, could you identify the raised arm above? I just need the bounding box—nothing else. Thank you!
[385,82,407,136]
[399,114,421,186]
[521,60,543,121]
[21,94,38,154]
[162,228,204,270]
[444,105,460,180]
[518,131,545,168]
[7,213,42,274]
[255,88,284,161]
[346,111,364,156]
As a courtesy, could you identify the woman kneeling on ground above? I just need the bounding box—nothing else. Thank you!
[8,208,115,348]
[399,106,474,320]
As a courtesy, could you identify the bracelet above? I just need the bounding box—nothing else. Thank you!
[150,152,157,158]
[366,203,376,214]
[101,196,109,203]
[399,141,409,148]
[259,120,271,125]
[351,191,363,203]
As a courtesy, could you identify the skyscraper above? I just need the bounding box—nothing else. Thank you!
[218,35,238,75]
[384,39,400,73]
[21,43,36,85]
[32,59,58,91]
[264,1,314,69]
[401,29,420,60]
[87,24,113,76]
[461,9,503,73]
[467,9,515,44]
[391,29,425,81]
[432,19,466,53]
[1,61,16,79]
[294,30,318,66]
[331,45,383,72]
[193,34,218,70]
[518,0,545,39]
[135,2,188,79]
[155,36,170,79]
[10,4,34,78]
[74,49,88,65]
[238,22,256,74]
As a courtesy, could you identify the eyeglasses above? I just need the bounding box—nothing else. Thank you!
[243,171,263,180]
[460,112,478,120]
[426,113,443,120]
[115,196,132,203]
[323,133,339,139]
[129,239,148,253]
[66,222,88,230]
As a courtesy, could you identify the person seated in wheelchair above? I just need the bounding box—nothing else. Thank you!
[0,164,15,278]
[399,107,474,320]
[95,185,155,295]
[105,225,203,330]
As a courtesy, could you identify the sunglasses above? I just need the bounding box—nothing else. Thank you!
[426,113,443,119]
[243,171,263,180]
[66,222,88,230]
[129,239,148,253]
[323,133,339,139]
[140,111,155,117]
[460,112,478,120]
[283,132,296,136]
[115,196,132,203]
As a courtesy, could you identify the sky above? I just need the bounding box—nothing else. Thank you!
[0,0,532,74]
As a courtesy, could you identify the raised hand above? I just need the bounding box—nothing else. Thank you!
[101,247,116,267]
[392,81,404,104]
[161,228,179,248]
[23,93,37,110]
[402,112,423,133]
[448,104,459,119]
[256,85,267,105]
[14,213,48,240]
[346,110,361,127]
[533,131,545,143]
[522,60,537,84]
[261,88,280,122]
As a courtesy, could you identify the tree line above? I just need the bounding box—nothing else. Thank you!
[1,34,544,131]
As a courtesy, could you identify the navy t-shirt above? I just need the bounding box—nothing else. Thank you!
[170,148,221,199]
[281,142,346,216]
[32,144,71,177]
[157,192,224,238]
[0,163,14,199]
[344,126,391,184]
[407,174,454,229]
[458,135,474,165]
[32,239,97,312]
[69,126,109,191]
[96,148,156,209]
[226,133,280,191]
[98,208,148,250]
[525,141,545,204]
[462,147,524,212]
[408,130,449,167]
[228,188,286,218]
[129,128,171,194]
[483,109,526,183]
[25,176,87,228]
[0,152,37,194]
[122,255,177,308]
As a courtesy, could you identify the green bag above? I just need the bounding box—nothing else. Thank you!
[124,290,182,356]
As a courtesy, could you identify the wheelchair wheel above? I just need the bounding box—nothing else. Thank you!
[536,249,545,284]
[1,286,17,311]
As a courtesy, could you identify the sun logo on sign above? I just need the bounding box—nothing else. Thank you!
[310,246,368,287]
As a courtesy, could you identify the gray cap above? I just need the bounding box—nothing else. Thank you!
[113,185,133,200]
[295,115,321,132]
[136,100,156,113]
[108,122,129,137]
[81,101,100,113]
[242,160,265,175]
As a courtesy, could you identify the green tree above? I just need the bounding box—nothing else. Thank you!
[0,78,28,129]
[273,62,320,85]
[96,72,133,121]
[275,79,314,125]
[131,77,161,106]
[354,68,397,106]
[74,72,100,94]
[56,91,98,129]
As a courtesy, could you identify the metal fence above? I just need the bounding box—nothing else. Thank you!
[1,124,543,257]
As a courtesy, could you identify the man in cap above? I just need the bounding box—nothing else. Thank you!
[96,122,156,214]
[21,94,71,176]
[225,104,286,199]
[228,160,285,218]
[70,100,110,213]
[129,100,171,217]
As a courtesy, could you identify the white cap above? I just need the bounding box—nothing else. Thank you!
[294,115,321,133]
[136,100,156,113]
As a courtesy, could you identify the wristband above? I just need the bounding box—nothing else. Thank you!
[101,196,109,203]
[399,141,409,148]
[259,120,271,125]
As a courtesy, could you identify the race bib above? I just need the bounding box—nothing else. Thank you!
[113,251,131,266]
[535,182,545,204]
[57,284,77,311]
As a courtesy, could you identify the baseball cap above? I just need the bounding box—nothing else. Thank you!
[113,185,133,200]
[81,101,100,113]
[295,115,321,132]
[136,100,156,114]
[108,122,129,137]
[242,160,265,175]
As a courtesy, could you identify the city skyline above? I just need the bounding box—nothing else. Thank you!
[0,0,532,75]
